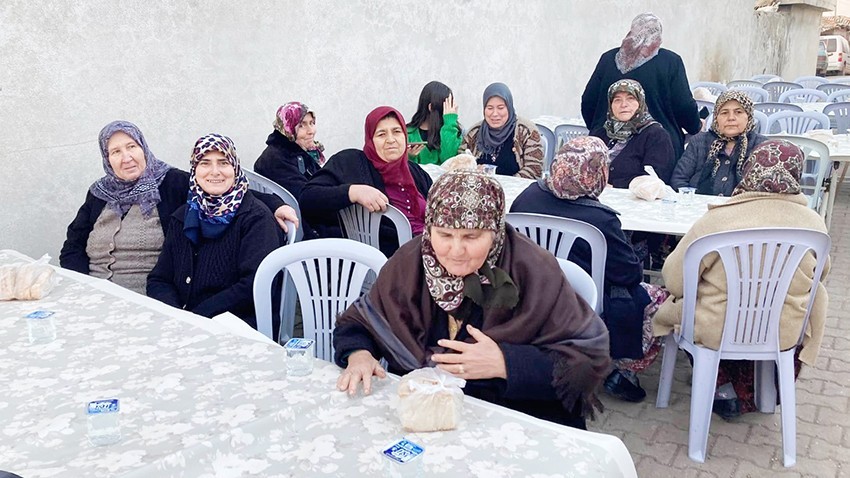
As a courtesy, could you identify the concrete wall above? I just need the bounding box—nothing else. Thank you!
[0,1,816,260]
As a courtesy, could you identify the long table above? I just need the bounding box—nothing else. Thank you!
[422,164,725,236]
[0,250,636,478]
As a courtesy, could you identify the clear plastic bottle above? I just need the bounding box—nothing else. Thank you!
[87,399,121,446]
[27,314,56,344]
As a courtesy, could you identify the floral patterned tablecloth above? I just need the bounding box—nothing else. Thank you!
[0,251,636,478]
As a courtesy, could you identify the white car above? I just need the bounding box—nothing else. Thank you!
[821,35,850,75]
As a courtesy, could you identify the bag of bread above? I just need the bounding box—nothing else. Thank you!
[397,367,465,432]
[629,166,669,201]
[441,152,478,172]
[0,255,56,301]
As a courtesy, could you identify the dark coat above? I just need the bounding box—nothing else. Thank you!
[670,130,768,196]
[510,183,649,359]
[589,123,676,187]
[581,48,701,161]
[146,192,280,328]
[299,149,433,257]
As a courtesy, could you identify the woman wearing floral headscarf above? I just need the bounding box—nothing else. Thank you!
[671,90,769,196]
[655,139,830,418]
[590,79,676,186]
[581,13,700,161]
[333,170,611,429]
[511,136,667,402]
[147,134,280,327]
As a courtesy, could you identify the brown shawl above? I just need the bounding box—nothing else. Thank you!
[335,229,611,418]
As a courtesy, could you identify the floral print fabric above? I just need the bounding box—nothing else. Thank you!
[733,139,803,195]
[603,79,656,142]
[188,133,249,224]
[546,136,610,200]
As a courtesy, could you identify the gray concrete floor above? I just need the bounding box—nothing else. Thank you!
[588,181,850,477]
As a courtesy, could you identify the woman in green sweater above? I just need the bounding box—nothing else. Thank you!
[406,81,463,165]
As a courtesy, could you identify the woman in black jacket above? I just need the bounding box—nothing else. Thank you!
[300,106,432,257]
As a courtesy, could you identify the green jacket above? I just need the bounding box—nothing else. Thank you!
[407,113,462,165]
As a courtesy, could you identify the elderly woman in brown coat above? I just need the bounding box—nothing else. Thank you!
[332,170,610,429]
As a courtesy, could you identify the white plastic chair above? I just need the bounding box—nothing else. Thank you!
[763,81,802,102]
[752,110,770,135]
[768,135,833,215]
[816,82,850,96]
[556,258,598,313]
[766,111,830,135]
[338,203,412,255]
[751,74,782,84]
[792,76,829,89]
[244,169,303,243]
[506,212,606,314]
[655,228,830,467]
[554,124,590,150]
[691,82,727,96]
[729,86,769,104]
[826,88,850,103]
[753,102,803,116]
[823,102,850,133]
[253,239,388,361]
[726,79,763,89]
[777,88,828,104]
[536,123,557,172]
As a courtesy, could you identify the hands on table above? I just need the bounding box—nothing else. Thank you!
[337,350,386,395]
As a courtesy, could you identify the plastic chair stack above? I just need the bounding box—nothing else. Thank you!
[765,111,830,135]
[753,102,803,117]
[816,82,850,96]
[763,81,802,102]
[792,76,829,90]
[777,89,828,104]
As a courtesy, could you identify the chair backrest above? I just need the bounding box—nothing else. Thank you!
[691,81,727,96]
[768,135,833,212]
[554,124,590,150]
[506,212,606,314]
[816,82,850,95]
[726,79,763,89]
[823,101,850,133]
[753,102,804,116]
[244,169,303,243]
[777,88,828,104]
[827,88,850,103]
[752,110,770,135]
[679,228,830,357]
[338,203,412,254]
[729,86,769,103]
[751,74,782,84]
[253,239,388,361]
[536,123,557,172]
[556,258,599,313]
[763,81,802,102]
[703,113,713,133]
[765,111,830,135]
[793,75,829,89]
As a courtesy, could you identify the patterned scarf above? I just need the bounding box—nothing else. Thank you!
[733,139,803,196]
[544,136,610,200]
[274,101,326,166]
[603,79,657,143]
[185,134,249,242]
[90,120,172,217]
[615,13,663,74]
[707,90,756,178]
[476,82,518,155]
[422,170,513,312]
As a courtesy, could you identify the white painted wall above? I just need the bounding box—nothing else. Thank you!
[0,1,813,260]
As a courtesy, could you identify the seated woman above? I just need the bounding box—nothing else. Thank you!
[460,82,544,179]
[671,90,768,196]
[332,170,611,429]
[655,139,830,419]
[406,81,463,166]
[589,79,675,187]
[60,121,296,294]
[147,134,280,327]
[511,136,666,402]
[300,106,432,257]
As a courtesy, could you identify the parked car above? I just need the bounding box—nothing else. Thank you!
[820,35,850,75]
[817,41,828,76]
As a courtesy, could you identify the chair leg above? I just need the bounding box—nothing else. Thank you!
[655,333,678,408]
[777,351,797,467]
[687,348,721,463]
[280,273,297,342]
[755,360,777,413]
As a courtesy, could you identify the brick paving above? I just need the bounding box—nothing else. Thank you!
[588,184,850,477]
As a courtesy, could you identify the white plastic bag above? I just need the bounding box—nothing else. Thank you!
[629,166,672,201]
[397,367,466,432]
[0,254,56,301]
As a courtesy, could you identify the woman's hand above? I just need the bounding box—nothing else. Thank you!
[408,144,426,158]
[443,93,458,115]
[348,185,389,212]
[432,325,507,380]
[336,350,386,395]
[273,205,299,233]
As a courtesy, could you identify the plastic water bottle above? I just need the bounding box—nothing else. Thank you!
[27,312,56,344]
[284,338,315,376]
[87,399,121,446]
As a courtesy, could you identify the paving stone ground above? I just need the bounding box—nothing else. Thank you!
[588,183,850,478]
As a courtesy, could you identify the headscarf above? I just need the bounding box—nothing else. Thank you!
[363,106,426,229]
[90,120,172,217]
[603,79,657,145]
[273,102,326,166]
[422,170,517,313]
[707,90,756,179]
[733,139,803,196]
[184,134,249,243]
[615,13,663,74]
[476,82,518,156]
[544,136,610,200]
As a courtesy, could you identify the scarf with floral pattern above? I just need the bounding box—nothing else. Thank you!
[733,139,803,196]
[615,13,663,74]
[603,79,657,145]
[544,136,610,200]
[707,90,756,180]
[274,101,326,166]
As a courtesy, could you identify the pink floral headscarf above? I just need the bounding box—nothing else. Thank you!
[273,101,326,164]
[615,13,663,74]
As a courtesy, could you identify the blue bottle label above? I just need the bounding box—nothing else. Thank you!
[25,310,54,319]
[382,438,424,464]
[87,399,120,415]
[284,338,315,350]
